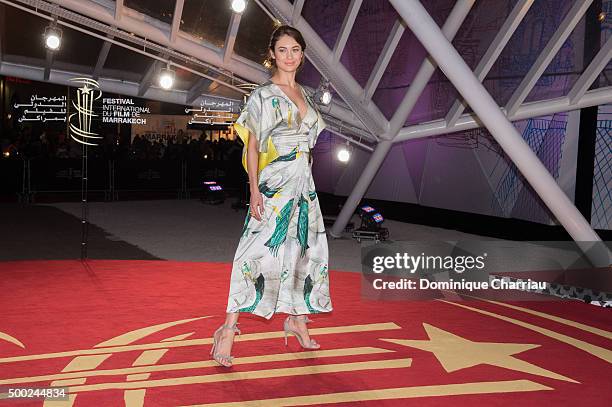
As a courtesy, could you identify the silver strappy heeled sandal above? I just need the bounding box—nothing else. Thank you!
[283,315,320,349]
[210,323,241,367]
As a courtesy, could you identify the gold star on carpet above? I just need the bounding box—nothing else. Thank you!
[381,323,577,383]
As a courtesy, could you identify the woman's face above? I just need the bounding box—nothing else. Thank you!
[270,34,303,73]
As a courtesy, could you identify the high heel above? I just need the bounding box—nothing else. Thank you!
[210,323,241,367]
[283,315,320,349]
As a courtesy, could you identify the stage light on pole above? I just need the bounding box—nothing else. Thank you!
[320,89,332,105]
[231,0,247,13]
[316,79,332,106]
[44,23,62,51]
[337,141,350,163]
[159,64,175,90]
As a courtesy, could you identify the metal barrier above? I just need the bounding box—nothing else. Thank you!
[2,159,239,202]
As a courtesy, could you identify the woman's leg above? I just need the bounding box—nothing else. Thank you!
[212,312,240,366]
[285,314,320,348]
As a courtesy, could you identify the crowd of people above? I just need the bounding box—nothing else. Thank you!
[1,127,243,162]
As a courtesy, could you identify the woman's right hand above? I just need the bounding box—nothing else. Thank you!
[249,190,264,221]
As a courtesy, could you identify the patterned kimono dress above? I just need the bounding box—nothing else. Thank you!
[226,82,333,320]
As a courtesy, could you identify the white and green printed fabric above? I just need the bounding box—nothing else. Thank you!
[226,81,333,320]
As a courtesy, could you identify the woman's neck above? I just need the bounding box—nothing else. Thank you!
[271,70,298,88]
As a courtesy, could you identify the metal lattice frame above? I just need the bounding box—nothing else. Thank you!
[273,0,610,264]
[504,0,594,117]
[386,0,610,265]
[445,0,535,127]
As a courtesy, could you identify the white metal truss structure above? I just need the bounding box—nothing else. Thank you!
[0,0,610,262]
[262,0,611,266]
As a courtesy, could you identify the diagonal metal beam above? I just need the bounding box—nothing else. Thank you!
[395,86,612,142]
[325,126,374,152]
[138,60,159,97]
[332,0,362,61]
[115,0,123,20]
[445,0,535,127]
[170,0,184,43]
[263,0,388,136]
[390,0,608,262]
[291,0,304,24]
[92,34,113,80]
[330,0,476,238]
[8,0,253,93]
[568,36,612,104]
[388,0,475,139]
[186,77,212,104]
[505,0,593,116]
[47,0,268,84]
[223,11,242,65]
[0,59,243,107]
[363,19,405,102]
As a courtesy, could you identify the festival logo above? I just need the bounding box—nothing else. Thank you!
[68,78,103,146]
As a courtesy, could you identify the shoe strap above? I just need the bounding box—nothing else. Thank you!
[220,322,241,334]
[213,353,234,362]
[292,315,313,324]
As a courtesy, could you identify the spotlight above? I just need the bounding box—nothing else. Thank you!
[320,89,332,105]
[316,79,332,106]
[159,65,175,90]
[337,141,350,163]
[337,147,350,163]
[231,0,247,13]
[44,23,62,51]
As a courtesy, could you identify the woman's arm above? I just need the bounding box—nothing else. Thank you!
[247,132,264,221]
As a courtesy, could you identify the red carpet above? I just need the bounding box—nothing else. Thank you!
[0,260,610,406]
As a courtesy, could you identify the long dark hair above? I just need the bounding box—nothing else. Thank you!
[264,25,306,71]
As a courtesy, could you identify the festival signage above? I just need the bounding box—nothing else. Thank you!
[102,98,150,124]
[14,95,67,123]
[186,96,239,125]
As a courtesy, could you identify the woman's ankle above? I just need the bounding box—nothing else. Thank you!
[223,312,239,328]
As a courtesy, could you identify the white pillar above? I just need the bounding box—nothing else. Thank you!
[389,0,610,265]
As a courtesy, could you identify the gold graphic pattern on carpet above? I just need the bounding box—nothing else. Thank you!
[0,302,609,406]
[381,323,576,382]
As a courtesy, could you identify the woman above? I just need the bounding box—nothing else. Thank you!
[210,25,333,367]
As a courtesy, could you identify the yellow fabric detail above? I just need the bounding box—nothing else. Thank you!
[234,123,279,175]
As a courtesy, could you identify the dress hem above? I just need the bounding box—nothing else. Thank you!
[225,307,333,320]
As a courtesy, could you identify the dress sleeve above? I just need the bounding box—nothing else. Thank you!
[235,89,270,153]
[308,108,327,150]
[233,87,281,175]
